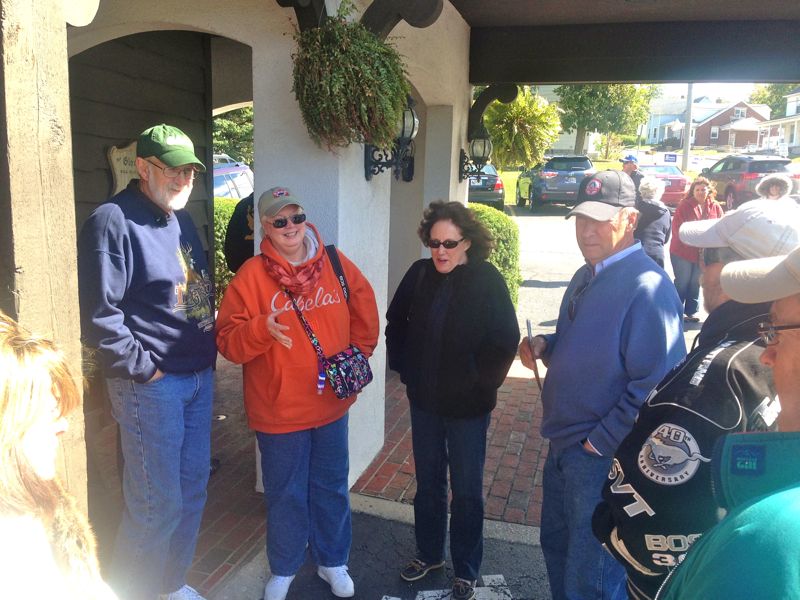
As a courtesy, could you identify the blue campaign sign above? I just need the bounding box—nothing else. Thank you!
[664,153,677,163]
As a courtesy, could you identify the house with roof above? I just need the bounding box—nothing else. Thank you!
[757,87,800,156]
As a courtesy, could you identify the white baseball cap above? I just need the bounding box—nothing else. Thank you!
[721,245,800,303]
[679,199,800,259]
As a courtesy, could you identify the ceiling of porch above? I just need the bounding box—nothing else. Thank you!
[448,1,800,84]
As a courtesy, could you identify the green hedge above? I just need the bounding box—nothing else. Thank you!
[470,204,522,306]
[213,197,238,310]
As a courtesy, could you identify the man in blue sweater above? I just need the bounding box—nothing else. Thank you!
[78,124,216,600]
[519,170,686,600]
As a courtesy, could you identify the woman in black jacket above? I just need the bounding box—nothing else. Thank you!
[386,201,519,600]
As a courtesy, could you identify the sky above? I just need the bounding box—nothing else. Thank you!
[659,82,757,104]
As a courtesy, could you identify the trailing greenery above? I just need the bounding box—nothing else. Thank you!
[292,0,411,150]
[470,203,521,307]
[213,197,238,310]
[213,107,254,166]
[483,87,561,169]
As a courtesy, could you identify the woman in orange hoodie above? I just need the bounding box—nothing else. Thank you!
[216,187,379,600]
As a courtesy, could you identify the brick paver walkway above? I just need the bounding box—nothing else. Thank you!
[352,368,547,527]
[89,357,547,596]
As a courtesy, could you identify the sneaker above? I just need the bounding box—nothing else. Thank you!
[158,585,206,600]
[452,578,477,600]
[263,574,295,600]
[317,565,355,598]
[684,314,701,323]
[400,558,446,582]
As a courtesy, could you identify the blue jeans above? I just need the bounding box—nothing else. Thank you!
[410,405,490,581]
[670,253,701,316]
[541,443,626,600]
[256,414,351,576]
[106,368,213,600]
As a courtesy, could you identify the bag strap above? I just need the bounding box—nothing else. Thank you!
[283,288,327,394]
[325,245,349,304]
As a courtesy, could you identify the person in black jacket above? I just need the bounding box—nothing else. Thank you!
[223,192,255,273]
[592,199,800,600]
[386,201,519,600]
[633,176,672,268]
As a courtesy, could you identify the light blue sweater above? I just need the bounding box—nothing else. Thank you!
[541,246,686,456]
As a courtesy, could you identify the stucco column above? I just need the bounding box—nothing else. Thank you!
[0,0,87,508]
[250,38,388,486]
[423,105,467,205]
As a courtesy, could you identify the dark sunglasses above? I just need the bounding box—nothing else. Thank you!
[427,238,464,249]
[568,280,591,321]
[757,321,800,346]
[270,213,307,228]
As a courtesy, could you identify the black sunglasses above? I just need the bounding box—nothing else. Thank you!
[270,213,307,228]
[568,279,591,321]
[757,321,800,346]
[427,238,463,249]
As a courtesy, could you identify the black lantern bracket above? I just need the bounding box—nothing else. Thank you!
[364,96,419,181]
[458,84,518,182]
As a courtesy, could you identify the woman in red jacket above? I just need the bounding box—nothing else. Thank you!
[669,177,724,322]
[216,187,379,600]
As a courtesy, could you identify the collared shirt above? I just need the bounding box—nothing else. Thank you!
[593,240,642,276]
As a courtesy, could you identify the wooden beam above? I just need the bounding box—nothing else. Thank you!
[360,0,443,41]
[469,20,800,84]
[0,0,87,508]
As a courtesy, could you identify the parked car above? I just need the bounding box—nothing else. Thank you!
[467,163,505,211]
[524,155,595,211]
[638,164,689,210]
[213,162,254,200]
[701,154,799,210]
[515,159,547,207]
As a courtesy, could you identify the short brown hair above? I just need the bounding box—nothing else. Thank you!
[417,201,495,261]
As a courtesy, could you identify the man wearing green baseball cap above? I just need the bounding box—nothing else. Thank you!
[78,124,215,600]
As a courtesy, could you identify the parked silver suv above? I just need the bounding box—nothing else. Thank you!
[701,154,798,210]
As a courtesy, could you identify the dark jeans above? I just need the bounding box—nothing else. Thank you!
[410,404,490,581]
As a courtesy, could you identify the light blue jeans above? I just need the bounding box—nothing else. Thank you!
[541,443,627,600]
[670,253,701,317]
[256,414,351,576]
[106,368,213,600]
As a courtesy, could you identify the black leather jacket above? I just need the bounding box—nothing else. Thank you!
[592,300,778,600]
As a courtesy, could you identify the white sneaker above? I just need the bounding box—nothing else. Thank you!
[158,585,206,600]
[263,574,295,600]
[317,565,354,598]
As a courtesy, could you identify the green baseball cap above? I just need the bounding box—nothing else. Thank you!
[136,124,206,172]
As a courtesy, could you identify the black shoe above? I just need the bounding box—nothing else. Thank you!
[452,578,477,600]
[399,558,445,582]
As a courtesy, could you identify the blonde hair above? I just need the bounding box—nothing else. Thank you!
[0,312,80,517]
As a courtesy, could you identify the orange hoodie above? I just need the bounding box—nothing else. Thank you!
[216,224,380,433]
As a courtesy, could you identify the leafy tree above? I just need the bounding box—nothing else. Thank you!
[482,87,561,169]
[749,83,800,119]
[212,106,254,166]
[554,84,657,156]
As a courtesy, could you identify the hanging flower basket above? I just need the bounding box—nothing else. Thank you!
[292,3,411,150]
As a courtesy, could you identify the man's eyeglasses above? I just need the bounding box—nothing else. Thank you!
[427,238,464,249]
[757,321,800,346]
[145,160,199,180]
[269,213,307,228]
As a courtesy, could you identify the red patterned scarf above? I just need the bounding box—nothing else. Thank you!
[261,251,324,295]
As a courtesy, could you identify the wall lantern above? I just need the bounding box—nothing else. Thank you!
[459,123,493,182]
[364,97,419,181]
